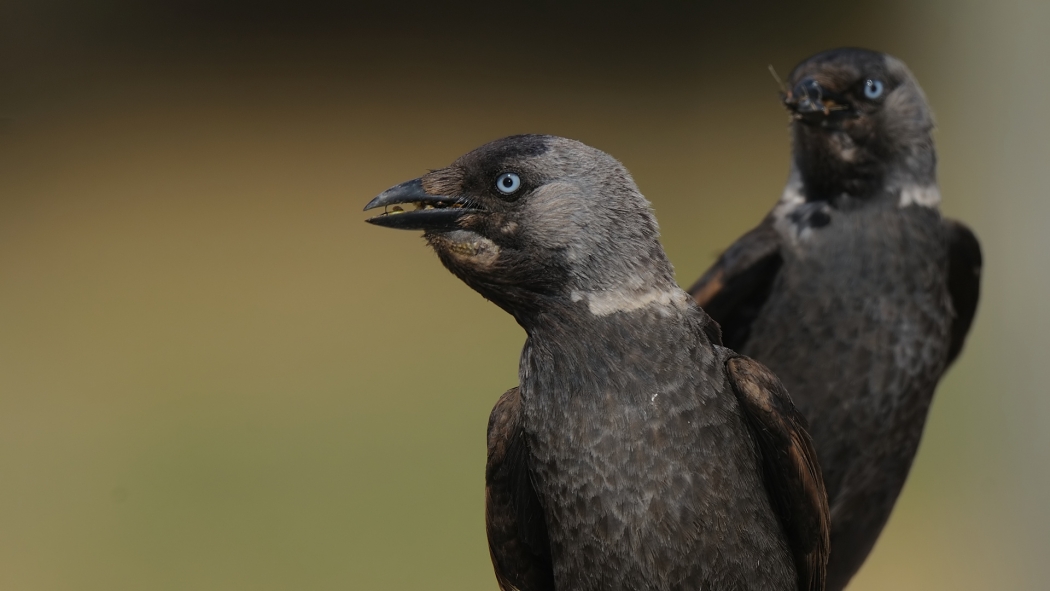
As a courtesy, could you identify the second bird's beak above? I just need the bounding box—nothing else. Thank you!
[364,178,480,231]
[784,77,850,121]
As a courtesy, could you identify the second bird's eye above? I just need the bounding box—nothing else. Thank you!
[864,79,885,99]
[496,172,521,195]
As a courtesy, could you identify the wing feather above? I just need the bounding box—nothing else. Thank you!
[726,356,831,591]
[486,387,554,591]
[688,221,783,351]
[943,219,982,366]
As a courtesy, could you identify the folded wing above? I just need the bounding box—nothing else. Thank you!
[944,219,982,366]
[486,387,555,591]
[727,356,831,591]
[688,221,783,351]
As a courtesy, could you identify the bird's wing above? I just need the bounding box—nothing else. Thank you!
[726,356,830,591]
[687,220,783,351]
[486,387,555,591]
[943,219,982,366]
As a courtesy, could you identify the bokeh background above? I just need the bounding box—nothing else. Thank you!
[1,1,1048,589]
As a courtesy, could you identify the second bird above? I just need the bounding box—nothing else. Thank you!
[688,48,982,590]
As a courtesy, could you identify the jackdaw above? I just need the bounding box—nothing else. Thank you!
[687,48,982,590]
[364,134,830,591]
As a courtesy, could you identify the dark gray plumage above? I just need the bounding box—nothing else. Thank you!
[688,48,982,591]
[365,135,830,591]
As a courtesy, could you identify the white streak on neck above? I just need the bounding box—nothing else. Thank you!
[779,175,806,206]
[898,185,941,208]
[570,287,689,317]
[771,175,810,249]
[772,173,805,221]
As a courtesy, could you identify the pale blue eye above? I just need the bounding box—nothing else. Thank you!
[496,172,521,195]
[864,79,884,99]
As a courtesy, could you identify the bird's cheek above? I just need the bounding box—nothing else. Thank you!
[431,230,502,270]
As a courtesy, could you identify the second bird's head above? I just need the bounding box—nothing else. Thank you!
[364,135,680,324]
[782,47,936,198]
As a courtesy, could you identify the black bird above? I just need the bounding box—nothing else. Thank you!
[364,135,830,591]
[688,48,982,590]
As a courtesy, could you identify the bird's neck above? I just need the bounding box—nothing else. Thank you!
[791,158,938,208]
[520,281,691,333]
[791,128,937,204]
[518,292,713,405]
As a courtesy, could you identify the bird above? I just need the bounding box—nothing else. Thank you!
[686,47,982,591]
[364,134,830,591]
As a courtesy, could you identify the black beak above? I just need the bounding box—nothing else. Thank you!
[784,77,851,121]
[363,178,480,231]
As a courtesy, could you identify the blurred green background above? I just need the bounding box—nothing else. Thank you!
[1,1,1047,589]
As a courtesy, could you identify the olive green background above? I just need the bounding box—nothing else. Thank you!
[1,1,1047,589]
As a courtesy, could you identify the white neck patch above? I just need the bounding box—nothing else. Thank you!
[898,185,941,208]
[772,170,806,218]
[570,287,690,317]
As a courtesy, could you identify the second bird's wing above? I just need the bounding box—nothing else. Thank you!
[687,220,783,351]
[727,356,831,591]
[943,219,982,366]
[486,387,555,591]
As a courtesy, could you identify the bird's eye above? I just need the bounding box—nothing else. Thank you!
[495,172,521,195]
[864,79,885,99]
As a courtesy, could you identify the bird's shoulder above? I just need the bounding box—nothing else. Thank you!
[942,218,982,365]
[687,218,784,351]
[485,387,555,591]
[724,355,831,591]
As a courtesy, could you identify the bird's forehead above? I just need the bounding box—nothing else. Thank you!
[422,135,619,196]
[454,134,553,171]
[420,134,555,195]
[789,48,889,88]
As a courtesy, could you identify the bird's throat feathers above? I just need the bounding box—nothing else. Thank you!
[776,160,940,228]
[519,299,717,408]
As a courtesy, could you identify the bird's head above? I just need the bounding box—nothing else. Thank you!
[782,48,936,200]
[364,135,683,325]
